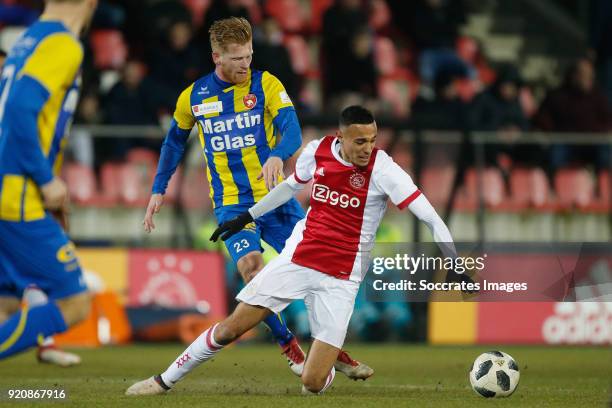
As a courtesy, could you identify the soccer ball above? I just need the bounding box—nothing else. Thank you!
[469,351,520,398]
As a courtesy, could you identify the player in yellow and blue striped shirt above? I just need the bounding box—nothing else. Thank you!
[0,0,98,361]
[143,17,372,382]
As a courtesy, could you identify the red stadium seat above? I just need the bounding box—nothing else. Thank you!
[118,163,150,207]
[90,30,128,70]
[374,37,398,76]
[284,35,311,75]
[164,166,183,205]
[180,166,210,211]
[458,167,506,210]
[554,167,595,209]
[369,0,391,30]
[509,167,551,210]
[63,163,98,206]
[420,166,456,208]
[99,162,122,206]
[126,148,158,166]
[598,171,610,205]
[265,0,306,32]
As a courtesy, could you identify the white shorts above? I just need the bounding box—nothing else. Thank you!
[236,255,360,349]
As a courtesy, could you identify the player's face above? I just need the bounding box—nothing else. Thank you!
[338,122,377,167]
[214,42,253,84]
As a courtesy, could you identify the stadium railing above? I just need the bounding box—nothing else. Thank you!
[64,124,611,245]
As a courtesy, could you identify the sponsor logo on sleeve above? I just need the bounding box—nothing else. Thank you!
[279,91,292,104]
[192,101,223,116]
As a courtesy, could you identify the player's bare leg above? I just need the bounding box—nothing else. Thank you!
[56,292,91,327]
[238,251,306,376]
[301,339,339,395]
[126,303,271,395]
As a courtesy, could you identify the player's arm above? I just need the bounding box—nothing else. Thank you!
[210,139,318,242]
[144,84,195,233]
[259,71,302,190]
[374,151,457,258]
[9,33,82,209]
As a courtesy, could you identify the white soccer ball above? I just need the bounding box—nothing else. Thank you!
[469,351,520,398]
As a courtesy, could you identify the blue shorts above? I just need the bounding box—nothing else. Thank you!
[214,198,305,265]
[0,216,87,300]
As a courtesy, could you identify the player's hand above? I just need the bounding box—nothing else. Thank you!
[41,177,68,210]
[210,212,253,242]
[51,200,70,232]
[258,156,284,191]
[143,193,164,233]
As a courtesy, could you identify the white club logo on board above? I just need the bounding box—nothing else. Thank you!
[349,172,365,189]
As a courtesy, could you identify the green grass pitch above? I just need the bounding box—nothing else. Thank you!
[0,344,609,407]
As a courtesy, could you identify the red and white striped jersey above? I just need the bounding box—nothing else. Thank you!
[282,136,422,282]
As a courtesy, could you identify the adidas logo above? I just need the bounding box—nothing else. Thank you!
[316,167,325,177]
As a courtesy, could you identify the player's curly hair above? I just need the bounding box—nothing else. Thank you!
[209,17,252,53]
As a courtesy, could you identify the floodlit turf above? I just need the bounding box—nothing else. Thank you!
[0,344,609,407]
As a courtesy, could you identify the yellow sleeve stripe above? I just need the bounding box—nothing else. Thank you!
[20,33,83,94]
[174,83,196,129]
[262,71,293,118]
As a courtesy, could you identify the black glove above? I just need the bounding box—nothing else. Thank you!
[210,212,254,242]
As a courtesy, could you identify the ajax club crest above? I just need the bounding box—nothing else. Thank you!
[349,172,365,189]
[243,93,257,110]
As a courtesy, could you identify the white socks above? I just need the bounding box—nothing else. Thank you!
[160,324,224,387]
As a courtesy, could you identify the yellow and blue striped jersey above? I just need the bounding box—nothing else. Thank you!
[0,20,82,222]
[171,69,296,208]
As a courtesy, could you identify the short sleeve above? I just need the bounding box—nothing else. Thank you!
[20,33,83,94]
[289,139,320,186]
[372,150,421,209]
[262,71,294,118]
[173,83,196,130]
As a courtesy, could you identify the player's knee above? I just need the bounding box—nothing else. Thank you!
[301,372,326,394]
[57,292,92,327]
[237,252,264,283]
[213,321,241,345]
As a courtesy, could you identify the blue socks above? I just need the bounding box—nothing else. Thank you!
[263,313,294,347]
[0,302,67,359]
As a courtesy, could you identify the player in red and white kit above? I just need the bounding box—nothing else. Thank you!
[126,106,457,396]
